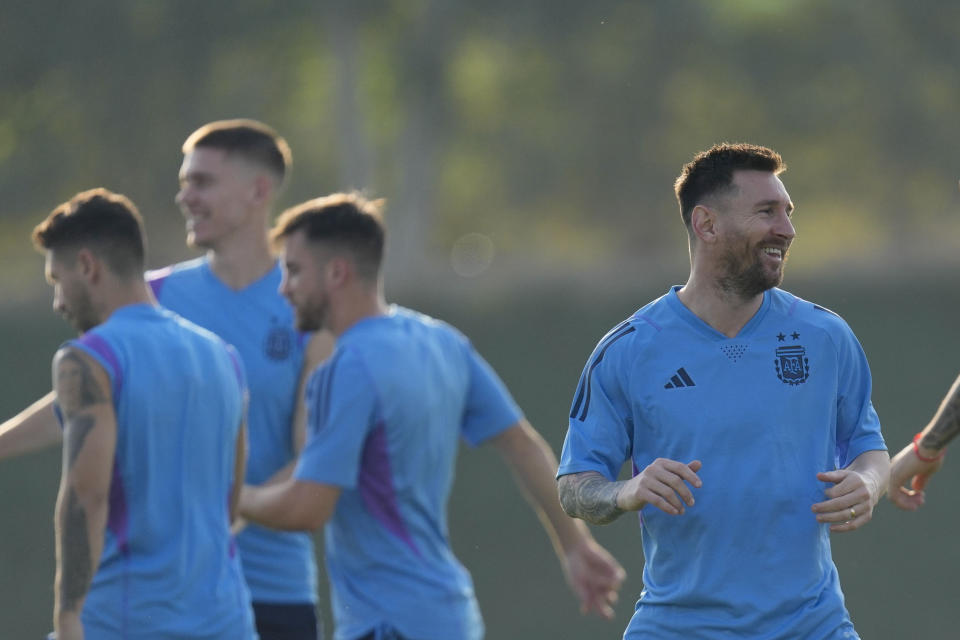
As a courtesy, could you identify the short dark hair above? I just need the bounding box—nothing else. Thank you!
[271,192,385,281]
[32,188,147,277]
[674,143,785,229]
[183,119,292,184]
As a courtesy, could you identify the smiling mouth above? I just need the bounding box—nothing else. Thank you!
[761,247,784,260]
[185,214,207,231]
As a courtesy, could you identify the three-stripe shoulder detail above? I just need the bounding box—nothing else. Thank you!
[570,322,636,422]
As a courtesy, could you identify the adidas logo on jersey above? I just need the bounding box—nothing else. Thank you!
[664,367,695,389]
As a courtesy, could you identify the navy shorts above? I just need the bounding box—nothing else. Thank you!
[355,626,411,640]
[253,601,322,640]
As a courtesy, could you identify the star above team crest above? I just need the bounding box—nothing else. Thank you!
[791,331,800,340]
[777,333,785,341]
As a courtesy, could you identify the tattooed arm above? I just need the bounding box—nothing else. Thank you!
[558,458,704,525]
[917,372,960,452]
[558,472,627,525]
[51,347,116,640]
[888,372,960,511]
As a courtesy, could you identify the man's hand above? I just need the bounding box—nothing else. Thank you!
[561,537,626,620]
[887,441,944,511]
[812,467,882,532]
[618,458,703,515]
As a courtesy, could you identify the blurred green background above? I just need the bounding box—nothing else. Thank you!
[2,0,959,637]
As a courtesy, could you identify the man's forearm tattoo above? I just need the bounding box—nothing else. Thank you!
[58,486,92,613]
[920,374,960,451]
[558,472,625,525]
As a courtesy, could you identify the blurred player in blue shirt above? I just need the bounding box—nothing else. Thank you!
[33,189,256,640]
[159,120,330,638]
[557,143,889,640]
[2,120,331,640]
[240,192,626,640]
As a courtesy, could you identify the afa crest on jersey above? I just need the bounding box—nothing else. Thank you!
[775,344,809,385]
[264,326,293,360]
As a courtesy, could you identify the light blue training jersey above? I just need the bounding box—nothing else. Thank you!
[147,257,318,605]
[65,304,255,639]
[559,287,886,640]
[294,306,523,640]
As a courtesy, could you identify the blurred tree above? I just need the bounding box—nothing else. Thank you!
[1,0,959,303]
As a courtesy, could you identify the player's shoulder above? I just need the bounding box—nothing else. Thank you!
[146,257,206,297]
[161,306,221,346]
[384,305,469,347]
[589,293,672,359]
[145,257,204,282]
[771,288,848,327]
[770,288,857,346]
[394,304,455,330]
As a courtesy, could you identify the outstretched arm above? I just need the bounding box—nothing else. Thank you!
[0,391,62,460]
[52,348,116,640]
[888,372,960,510]
[239,479,340,532]
[490,421,625,620]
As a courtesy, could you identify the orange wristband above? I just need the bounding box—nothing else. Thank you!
[913,432,946,463]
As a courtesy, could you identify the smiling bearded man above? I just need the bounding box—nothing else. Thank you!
[557,143,889,640]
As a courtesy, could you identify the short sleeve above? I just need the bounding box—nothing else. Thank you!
[294,350,378,489]
[833,323,886,467]
[558,327,634,481]
[460,342,523,447]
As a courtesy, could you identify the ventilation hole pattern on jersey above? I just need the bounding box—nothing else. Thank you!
[721,344,747,362]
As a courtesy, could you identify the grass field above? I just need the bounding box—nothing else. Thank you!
[1,274,958,637]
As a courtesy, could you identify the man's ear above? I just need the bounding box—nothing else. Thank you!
[75,248,102,284]
[250,173,275,209]
[690,204,718,244]
[325,255,352,289]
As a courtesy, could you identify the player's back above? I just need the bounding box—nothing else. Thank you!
[66,303,255,639]
[340,307,471,545]
[315,306,523,640]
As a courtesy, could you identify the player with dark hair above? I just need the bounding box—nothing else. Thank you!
[557,143,889,639]
[35,188,255,639]
[239,192,626,640]
[1,120,331,640]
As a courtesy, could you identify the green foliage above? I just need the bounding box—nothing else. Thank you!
[3,0,960,303]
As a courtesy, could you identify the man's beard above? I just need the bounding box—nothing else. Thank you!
[294,294,329,332]
[62,289,98,333]
[717,236,787,299]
